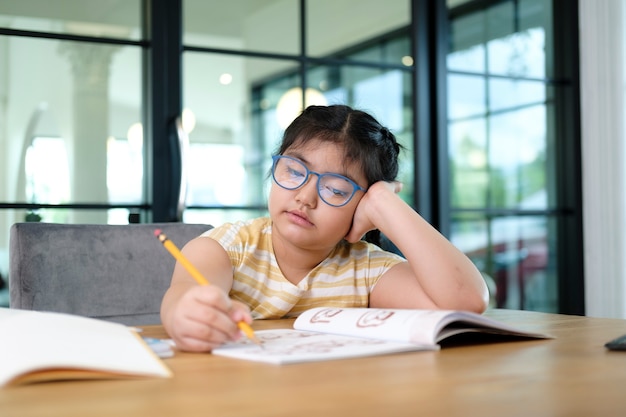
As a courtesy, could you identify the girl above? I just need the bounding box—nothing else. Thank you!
[161,105,489,352]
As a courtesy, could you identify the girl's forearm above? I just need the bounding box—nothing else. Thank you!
[370,188,489,311]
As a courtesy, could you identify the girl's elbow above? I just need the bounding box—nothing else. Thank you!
[465,284,490,313]
[462,269,491,313]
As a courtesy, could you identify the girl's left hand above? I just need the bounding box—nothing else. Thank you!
[344,181,402,243]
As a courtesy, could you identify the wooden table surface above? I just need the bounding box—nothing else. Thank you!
[2,309,626,417]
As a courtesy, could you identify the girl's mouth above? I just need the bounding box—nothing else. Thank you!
[286,210,314,226]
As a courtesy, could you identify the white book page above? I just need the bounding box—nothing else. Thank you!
[0,309,171,387]
[294,307,452,345]
[212,329,434,365]
[294,308,549,345]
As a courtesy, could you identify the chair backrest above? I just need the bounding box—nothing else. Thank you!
[9,222,212,325]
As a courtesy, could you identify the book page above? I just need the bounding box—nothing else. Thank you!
[212,329,434,364]
[430,312,551,342]
[0,309,171,387]
[293,307,549,345]
[294,307,445,345]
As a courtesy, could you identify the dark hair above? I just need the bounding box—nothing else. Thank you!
[276,105,403,186]
[276,104,404,248]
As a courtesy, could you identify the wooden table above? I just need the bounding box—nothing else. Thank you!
[2,309,626,417]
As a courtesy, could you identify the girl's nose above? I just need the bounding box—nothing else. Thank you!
[295,175,318,208]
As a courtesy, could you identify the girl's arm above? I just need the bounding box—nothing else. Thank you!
[160,237,253,352]
[345,181,489,313]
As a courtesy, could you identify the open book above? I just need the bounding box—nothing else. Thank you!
[212,307,550,364]
[0,308,172,387]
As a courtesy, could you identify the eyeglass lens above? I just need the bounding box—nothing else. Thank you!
[273,156,357,206]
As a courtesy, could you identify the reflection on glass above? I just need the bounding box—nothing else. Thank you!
[452,214,555,312]
[447,43,485,73]
[448,74,486,119]
[0,1,142,40]
[306,0,410,59]
[1,35,142,224]
[275,87,328,129]
[25,137,70,205]
[449,119,488,209]
[183,0,299,54]
[183,208,268,228]
[487,29,546,78]
[485,2,515,41]
[489,106,547,209]
[450,1,549,78]
[183,53,298,212]
[106,137,143,205]
[448,13,486,72]
[488,78,546,112]
[186,143,246,206]
[448,0,558,312]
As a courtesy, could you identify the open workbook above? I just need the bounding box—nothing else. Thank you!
[213,307,550,365]
[0,308,172,387]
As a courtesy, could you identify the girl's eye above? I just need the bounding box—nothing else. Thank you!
[320,180,351,198]
[287,166,305,178]
[330,187,349,197]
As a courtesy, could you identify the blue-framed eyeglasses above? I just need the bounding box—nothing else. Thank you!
[271,155,366,207]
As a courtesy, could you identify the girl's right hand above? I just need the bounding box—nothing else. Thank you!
[165,285,253,352]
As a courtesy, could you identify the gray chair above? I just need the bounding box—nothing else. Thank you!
[9,222,212,325]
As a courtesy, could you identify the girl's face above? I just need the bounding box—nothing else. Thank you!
[268,139,367,254]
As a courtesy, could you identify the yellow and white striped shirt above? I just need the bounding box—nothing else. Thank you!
[203,217,406,319]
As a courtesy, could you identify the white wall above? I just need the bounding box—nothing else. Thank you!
[579,0,626,318]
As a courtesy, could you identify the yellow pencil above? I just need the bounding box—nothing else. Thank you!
[154,229,262,348]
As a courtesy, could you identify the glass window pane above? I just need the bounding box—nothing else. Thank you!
[309,64,414,202]
[449,119,488,209]
[323,66,409,133]
[449,12,486,72]
[487,28,546,78]
[183,52,299,210]
[448,0,473,7]
[452,214,556,312]
[1,35,143,225]
[183,208,268,227]
[448,74,486,119]
[489,106,547,209]
[307,0,410,60]
[491,215,554,311]
[484,0,549,78]
[451,213,489,271]
[486,2,515,41]
[25,137,71,204]
[448,0,560,313]
[519,0,552,77]
[489,78,545,112]
[451,1,549,78]
[448,43,486,73]
[248,62,414,205]
[0,0,142,41]
[183,0,299,55]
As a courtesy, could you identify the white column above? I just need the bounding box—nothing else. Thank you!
[59,42,118,224]
[579,0,626,318]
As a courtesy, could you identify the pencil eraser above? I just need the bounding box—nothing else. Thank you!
[154,229,162,237]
